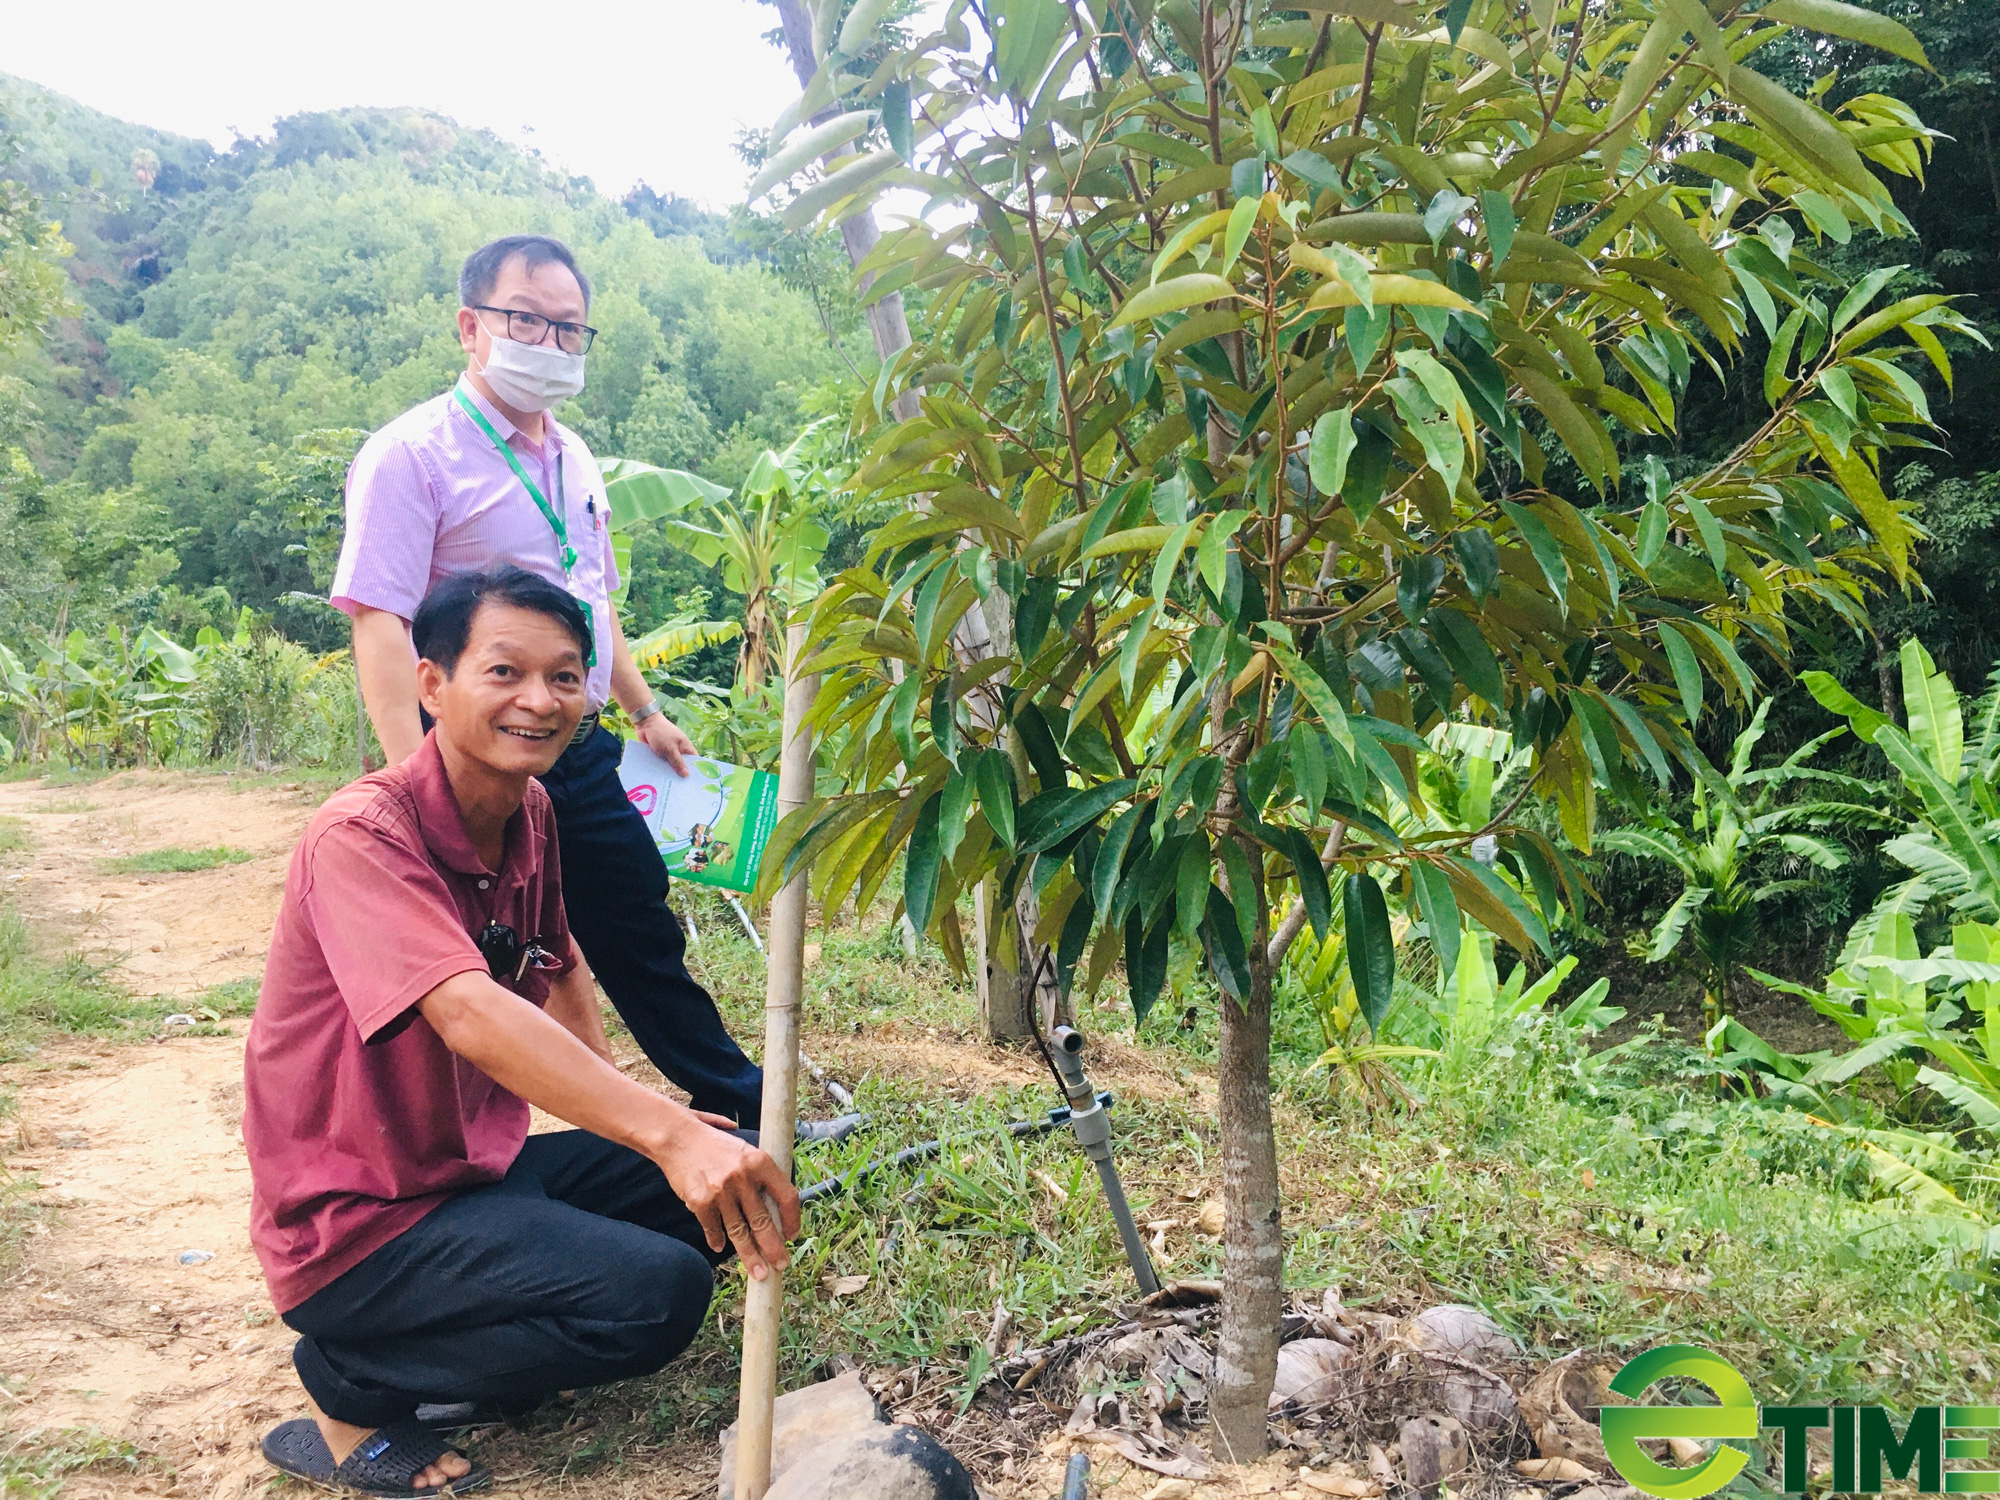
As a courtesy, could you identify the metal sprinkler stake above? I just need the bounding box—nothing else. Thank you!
[1049,1025,1160,1296]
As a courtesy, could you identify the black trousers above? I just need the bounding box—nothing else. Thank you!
[537,724,764,1123]
[284,1130,723,1428]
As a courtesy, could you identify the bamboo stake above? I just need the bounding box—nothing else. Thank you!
[733,620,817,1500]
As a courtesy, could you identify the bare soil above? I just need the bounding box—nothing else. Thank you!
[0,771,1224,1499]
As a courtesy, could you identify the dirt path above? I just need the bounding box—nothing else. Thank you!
[0,774,321,1496]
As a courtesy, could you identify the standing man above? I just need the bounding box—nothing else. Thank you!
[332,234,764,1124]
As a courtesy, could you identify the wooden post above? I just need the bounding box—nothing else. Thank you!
[733,620,817,1500]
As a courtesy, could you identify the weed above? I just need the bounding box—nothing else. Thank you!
[0,1428,153,1499]
[0,818,26,858]
[98,845,256,875]
[0,904,160,1061]
[39,799,97,815]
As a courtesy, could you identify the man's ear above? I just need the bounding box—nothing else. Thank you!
[416,657,449,718]
[456,306,481,355]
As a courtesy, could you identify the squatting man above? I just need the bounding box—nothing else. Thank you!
[242,566,799,1496]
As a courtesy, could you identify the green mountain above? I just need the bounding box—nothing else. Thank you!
[0,74,857,649]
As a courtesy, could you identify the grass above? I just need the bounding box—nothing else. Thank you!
[0,875,1993,1491]
[0,1428,153,1499]
[505,887,1995,1490]
[97,845,256,875]
[0,818,26,858]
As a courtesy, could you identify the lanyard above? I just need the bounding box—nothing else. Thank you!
[453,385,596,666]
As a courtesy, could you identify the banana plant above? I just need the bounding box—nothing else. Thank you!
[1807,638,2000,925]
[602,426,832,689]
[1599,699,1889,1026]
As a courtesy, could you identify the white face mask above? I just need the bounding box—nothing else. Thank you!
[476,330,587,412]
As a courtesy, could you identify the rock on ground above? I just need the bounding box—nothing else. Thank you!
[762,1424,978,1500]
[717,1371,885,1500]
[1407,1304,1520,1362]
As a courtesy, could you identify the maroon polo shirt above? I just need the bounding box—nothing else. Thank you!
[242,732,574,1312]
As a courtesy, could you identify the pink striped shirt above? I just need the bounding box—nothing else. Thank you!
[331,378,621,707]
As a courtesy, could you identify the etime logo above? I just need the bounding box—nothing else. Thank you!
[1602,1344,1998,1499]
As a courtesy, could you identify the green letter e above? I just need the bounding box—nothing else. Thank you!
[1600,1345,1759,1500]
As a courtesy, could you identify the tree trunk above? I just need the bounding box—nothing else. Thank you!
[769,0,920,425]
[1875,642,1903,727]
[975,878,1031,1040]
[1209,686,1281,1460]
[1212,951,1280,1461]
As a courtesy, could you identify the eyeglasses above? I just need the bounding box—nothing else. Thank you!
[477,921,566,983]
[471,305,598,355]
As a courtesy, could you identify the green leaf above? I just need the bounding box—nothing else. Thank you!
[1221,195,1261,279]
[1265,640,1355,755]
[904,791,944,931]
[1015,779,1138,853]
[1430,609,1503,706]
[1462,857,1553,955]
[1197,510,1252,595]
[1094,801,1149,918]
[1175,831,1212,941]
[1832,266,1904,337]
[1285,828,1333,942]
[1801,669,1891,745]
[1344,873,1396,1034]
[1760,0,1929,68]
[881,79,915,162]
[973,747,1019,848]
[1765,305,1807,407]
[1635,499,1669,568]
[1250,104,1282,162]
[1454,530,1499,601]
[1126,911,1172,1021]
[1308,407,1358,497]
[1111,274,1241,329]
[1478,191,1516,268]
[1900,637,1964,784]
[599,458,731,528]
[1683,492,1728,576]
[1202,884,1252,1000]
[891,671,922,765]
[989,0,1072,96]
[1499,500,1570,604]
[1424,189,1477,250]
[1661,622,1705,728]
[1291,728,1328,818]
[1386,376,1464,493]
[1413,861,1462,982]
[747,111,879,200]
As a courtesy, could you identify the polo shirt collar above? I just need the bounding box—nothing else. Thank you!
[452,374,563,455]
[406,731,530,880]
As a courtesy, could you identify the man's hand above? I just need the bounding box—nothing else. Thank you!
[657,1119,800,1280]
[637,712,696,778]
[418,973,802,1276]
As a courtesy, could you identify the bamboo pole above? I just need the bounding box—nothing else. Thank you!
[733,620,817,1500]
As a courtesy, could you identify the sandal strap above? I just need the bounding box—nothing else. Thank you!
[331,1420,473,1493]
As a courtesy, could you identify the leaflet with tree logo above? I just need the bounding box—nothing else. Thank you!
[616,740,779,895]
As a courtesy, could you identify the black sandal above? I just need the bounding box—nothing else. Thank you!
[262,1417,491,1496]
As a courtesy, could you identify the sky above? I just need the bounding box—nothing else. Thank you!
[2,0,808,208]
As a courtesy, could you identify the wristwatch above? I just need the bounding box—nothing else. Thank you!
[632,698,665,725]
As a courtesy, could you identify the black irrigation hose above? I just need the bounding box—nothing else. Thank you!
[797,1092,1116,1206]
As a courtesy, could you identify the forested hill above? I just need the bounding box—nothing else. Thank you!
[0,74,856,649]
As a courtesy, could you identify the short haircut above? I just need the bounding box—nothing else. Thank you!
[411,566,591,676]
[459,234,592,310]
